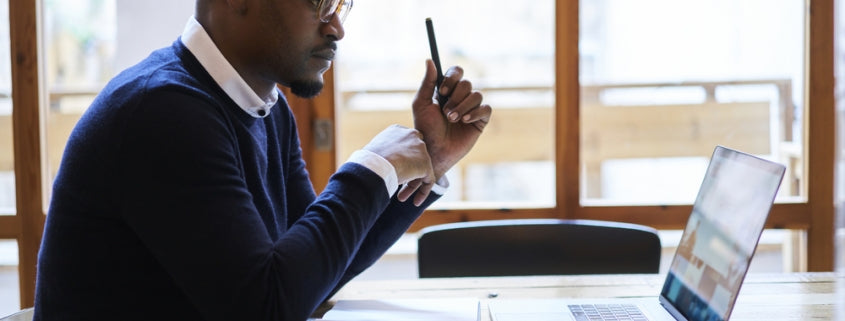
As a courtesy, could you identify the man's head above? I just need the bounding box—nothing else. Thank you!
[195,0,350,98]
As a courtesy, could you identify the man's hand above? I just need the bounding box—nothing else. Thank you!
[363,125,436,206]
[412,60,492,180]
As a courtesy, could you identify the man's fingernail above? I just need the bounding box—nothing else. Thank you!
[448,112,459,121]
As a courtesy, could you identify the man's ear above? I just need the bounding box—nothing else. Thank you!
[226,0,248,14]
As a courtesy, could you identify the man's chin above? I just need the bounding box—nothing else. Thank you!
[289,80,324,99]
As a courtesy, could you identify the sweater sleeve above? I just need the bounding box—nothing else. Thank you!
[116,91,390,321]
[324,190,441,301]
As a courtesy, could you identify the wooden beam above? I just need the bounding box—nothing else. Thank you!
[286,66,337,194]
[411,202,809,233]
[309,66,338,193]
[806,0,836,271]
[0,216,20,239]
[557,0,580,218]
[10,0,43,308]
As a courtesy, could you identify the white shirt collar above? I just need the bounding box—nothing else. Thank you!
[180,17,278,118]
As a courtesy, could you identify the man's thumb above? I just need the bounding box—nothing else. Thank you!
[414,59,438,108]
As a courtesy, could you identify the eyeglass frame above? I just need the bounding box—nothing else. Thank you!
[309,0,353,24]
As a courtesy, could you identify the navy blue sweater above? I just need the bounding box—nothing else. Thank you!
[33,40,436,321]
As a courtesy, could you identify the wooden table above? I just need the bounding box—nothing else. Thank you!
[323,272,842,321]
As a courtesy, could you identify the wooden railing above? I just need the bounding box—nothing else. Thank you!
[338,79,797,201]
[0,79,797,201]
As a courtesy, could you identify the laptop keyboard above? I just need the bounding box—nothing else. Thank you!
[568,304,649,321]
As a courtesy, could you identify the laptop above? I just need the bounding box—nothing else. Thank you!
[488,146,786,321]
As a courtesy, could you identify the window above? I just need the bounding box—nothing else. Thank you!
[329,0,832,272]
[43,0,115,201]
[0,0,15,314]
[335,0,556,208]
[2,0,837,312]
[579,0,805,205]
[836,0,845,277]
[0,239,18,317]
[0,0,11,216]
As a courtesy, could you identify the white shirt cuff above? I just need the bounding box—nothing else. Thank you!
[347,150,398,198]
[346,150,450,198]
[430,176,449,195]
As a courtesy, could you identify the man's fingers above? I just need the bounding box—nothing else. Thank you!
[397,180,422,202]
[397,165,436,206]
[413,181,434,207]
[445,90,484,123]
[439,66,465,97]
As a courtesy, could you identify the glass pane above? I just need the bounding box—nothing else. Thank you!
[0,0,12,216]
[43,0,194,206]
[835,0,845,317]
[335,0,556,208]
[0,239,19,316]
[579,0,805,205]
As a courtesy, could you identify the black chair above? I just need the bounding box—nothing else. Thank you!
[417,219,661,278]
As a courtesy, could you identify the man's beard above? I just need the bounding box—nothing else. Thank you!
[289,80,324,98]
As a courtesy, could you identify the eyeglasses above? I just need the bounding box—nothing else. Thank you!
[309,0,353,24]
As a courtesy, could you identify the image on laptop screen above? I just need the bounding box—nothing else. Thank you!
[659,147,785,321]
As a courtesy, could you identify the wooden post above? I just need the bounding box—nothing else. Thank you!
[10,0,44,308]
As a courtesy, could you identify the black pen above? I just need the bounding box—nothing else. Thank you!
[425,17,447,107]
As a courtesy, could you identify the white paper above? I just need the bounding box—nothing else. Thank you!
[318,298,480,321]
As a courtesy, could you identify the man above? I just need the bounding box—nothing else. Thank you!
[33,0,491,320]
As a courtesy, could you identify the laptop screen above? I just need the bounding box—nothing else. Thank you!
[659,146,785,321]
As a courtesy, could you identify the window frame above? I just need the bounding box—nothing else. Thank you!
[4,0,43,310]
[0,0,834,311]
[301,0,833,269]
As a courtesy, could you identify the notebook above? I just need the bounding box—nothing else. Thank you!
[488,146,786,321]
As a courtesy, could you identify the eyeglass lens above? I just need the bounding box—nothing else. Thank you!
[318,0,351,23]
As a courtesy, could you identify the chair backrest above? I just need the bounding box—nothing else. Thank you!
[417,219,661,278]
